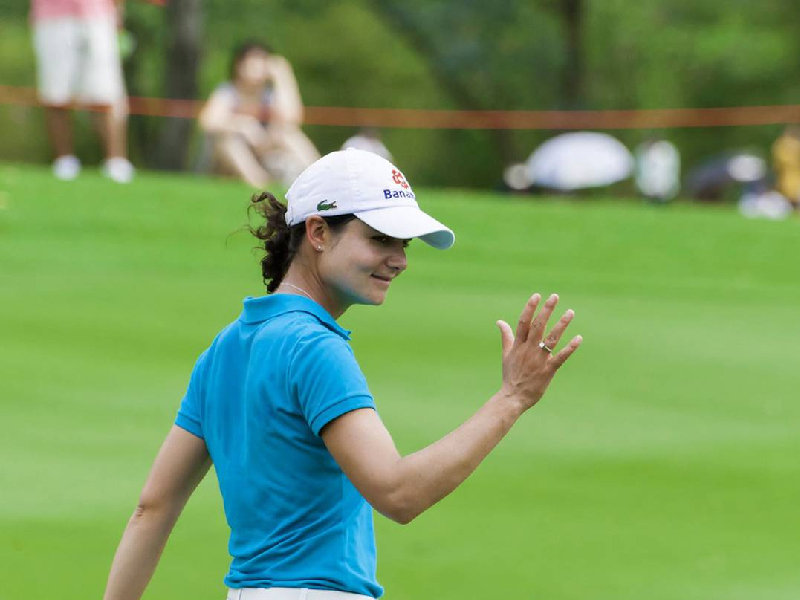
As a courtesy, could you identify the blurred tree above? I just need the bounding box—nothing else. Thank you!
[153,0,201,170]
[369,0,519,164]
[122,2,164,165]
[542,0,586,108]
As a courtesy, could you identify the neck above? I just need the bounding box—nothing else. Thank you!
[279,265,348,320]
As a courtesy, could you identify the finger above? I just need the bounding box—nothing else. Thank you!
[529,293,559,343]
[497,320,514,358]
[542,309,575,351]
[515,293,541,343]
[550,335,583,369]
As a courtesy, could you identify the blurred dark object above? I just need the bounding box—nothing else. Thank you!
[685,152,767,202]
[772,126,800,207]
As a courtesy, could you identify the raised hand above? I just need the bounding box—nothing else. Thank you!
[496,293,583,412]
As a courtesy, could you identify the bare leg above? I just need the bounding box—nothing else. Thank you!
[215,134,271,188]
[262,125,320,184]
[43,105,74,158]
[280,127,321,167]
[91,104,127,159]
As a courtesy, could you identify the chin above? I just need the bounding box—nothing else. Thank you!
[363,292,386,306]
[342,289,385,307]
[363,286,389,305]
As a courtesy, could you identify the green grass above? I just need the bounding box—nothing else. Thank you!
[1,163,799,600]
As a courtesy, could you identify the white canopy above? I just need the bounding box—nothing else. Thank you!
[527,132,634,190]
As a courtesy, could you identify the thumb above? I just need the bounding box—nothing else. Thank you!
[496,320,514,357]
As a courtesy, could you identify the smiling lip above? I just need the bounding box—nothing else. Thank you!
[371,274,392,286]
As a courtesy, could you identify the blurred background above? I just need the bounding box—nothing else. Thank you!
[1,0,799,191]
[1,1,799,599]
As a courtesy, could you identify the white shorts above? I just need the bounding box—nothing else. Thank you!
[227,588,373,600]
[33,16,125,106]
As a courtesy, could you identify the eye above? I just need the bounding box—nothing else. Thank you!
[372,235,411,248]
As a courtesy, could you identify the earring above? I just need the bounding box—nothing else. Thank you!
[317,246,322,251]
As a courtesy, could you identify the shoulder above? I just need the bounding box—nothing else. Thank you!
[239,310,353,366]
[208,82,238,102]
[269,311,353,355]
[258,314,357,380]
[190,322,236,374]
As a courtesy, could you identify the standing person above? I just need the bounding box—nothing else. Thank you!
[103,149,583,600]
[772,125,800,207]
[199,41,320,188]
[30,0,134,182]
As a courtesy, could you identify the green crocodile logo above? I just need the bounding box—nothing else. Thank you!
[317,200,337,211]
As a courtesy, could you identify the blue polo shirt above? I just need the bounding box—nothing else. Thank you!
[175,294,382,598]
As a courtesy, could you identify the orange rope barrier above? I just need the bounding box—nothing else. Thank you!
[1,84,798,129]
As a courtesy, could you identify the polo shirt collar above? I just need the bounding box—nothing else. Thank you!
[240,294,352,340]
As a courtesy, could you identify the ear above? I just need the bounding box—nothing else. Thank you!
[305,216,328,251]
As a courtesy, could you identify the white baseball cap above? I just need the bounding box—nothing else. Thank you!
[285,148,455,249]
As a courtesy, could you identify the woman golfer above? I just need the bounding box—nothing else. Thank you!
[103,149,582,600]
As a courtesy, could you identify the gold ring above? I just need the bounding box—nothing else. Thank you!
[538,341,553,353]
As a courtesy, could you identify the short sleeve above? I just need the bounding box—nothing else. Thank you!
[289,330,375,436]
[175,349,209,439]
[210,82,237,103]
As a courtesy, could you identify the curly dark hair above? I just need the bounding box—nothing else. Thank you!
[248,192,356,293]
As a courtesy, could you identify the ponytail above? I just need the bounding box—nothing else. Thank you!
[248,192,358,293]
[249,191,304,293]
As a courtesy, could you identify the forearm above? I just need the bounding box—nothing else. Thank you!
[103,507,178,600]
[272,96,302,125]
[327,294,582,526]
[270,73,303,124]
[199,95,263,139]
[393,390,523,522]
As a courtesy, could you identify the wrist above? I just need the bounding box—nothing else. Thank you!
[491,387,526,423]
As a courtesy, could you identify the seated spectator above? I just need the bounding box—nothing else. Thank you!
[30,0,134,183]
[199,41,319,188]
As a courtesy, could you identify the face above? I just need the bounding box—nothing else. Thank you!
[236,50,271,87]
[319,219,409,309]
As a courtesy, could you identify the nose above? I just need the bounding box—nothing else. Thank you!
[386,246,407,274]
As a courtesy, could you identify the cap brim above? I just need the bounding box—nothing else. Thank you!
[356,205,455,250]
